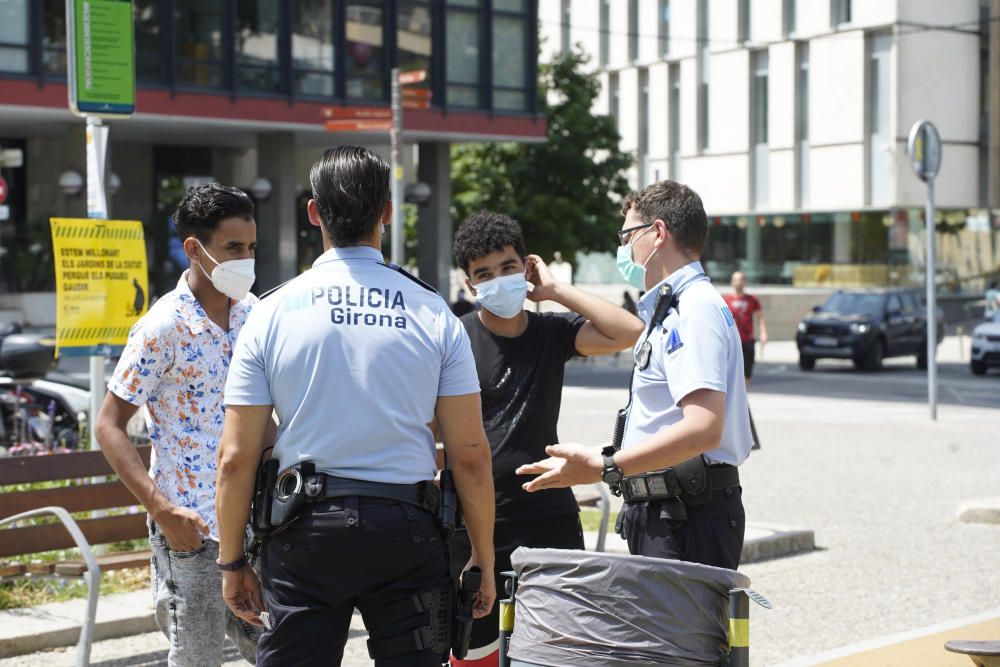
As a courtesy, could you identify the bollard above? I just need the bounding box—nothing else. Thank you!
[498,571,518,667]
[728,588,750,667]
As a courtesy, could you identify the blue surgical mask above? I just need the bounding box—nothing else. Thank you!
[474,273,528,318]
[616,229,656,290]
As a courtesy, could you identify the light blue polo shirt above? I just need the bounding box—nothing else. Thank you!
[224,246,480,483]
[622,262,752,466]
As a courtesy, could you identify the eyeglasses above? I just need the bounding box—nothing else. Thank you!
[618,223,652,246]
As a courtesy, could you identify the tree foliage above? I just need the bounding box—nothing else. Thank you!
[451,49,633,262]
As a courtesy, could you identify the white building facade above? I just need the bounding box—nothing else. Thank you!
[540,0,999,292]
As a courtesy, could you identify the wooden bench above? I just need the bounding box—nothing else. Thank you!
[0,446,152,664]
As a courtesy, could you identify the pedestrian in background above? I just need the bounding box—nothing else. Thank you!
[723,271,768,388]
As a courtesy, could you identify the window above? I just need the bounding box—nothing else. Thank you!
[738,0,750,43]
[345,2,385,100]
[868,34,891,205]
[638,68,649,185]
[659,0,670,57]
[398,2,432,98]
[796,43,810,207]
[609,71,619,121]
[784,0,796,35]
[0,0,29,73]
[561,0,570,54]
[599,0,610,67]
[292,0,334,97]
[493,1,529,110]
[43,0,67,77]
[832,0,851,26]
[628,0,638,62]
[237,0,281,93]
[446,1,481,106]
[697,0,709,151]
[134,0,165,84]
[175,0,225,87]
[752,51,769,208]
[670,64,681,179]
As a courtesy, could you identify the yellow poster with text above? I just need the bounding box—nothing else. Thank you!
[50,218,147,356]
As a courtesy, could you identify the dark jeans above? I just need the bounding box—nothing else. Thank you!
[741,340,756,379]
[449,514,585,657]
[621,486,745,570]
[257,497,451,667]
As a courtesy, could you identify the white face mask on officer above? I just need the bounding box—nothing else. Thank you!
[196,240,255,301]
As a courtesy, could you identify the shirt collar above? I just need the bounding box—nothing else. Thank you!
[637,261,707,321]
[174,270,248,336]
[312,245,384,267]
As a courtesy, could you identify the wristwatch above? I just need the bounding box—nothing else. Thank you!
[600,445,624,496]
[216,555,248,572]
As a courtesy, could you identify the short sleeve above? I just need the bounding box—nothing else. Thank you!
[662,304,729,404]
[107,318,175,407]
[557,312,587,361]
[749,295,762,314]
[224,308,273,406]
[437,310,481,397]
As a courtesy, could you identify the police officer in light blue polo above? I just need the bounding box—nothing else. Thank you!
[213,146,496,666]
[517,180,751,570]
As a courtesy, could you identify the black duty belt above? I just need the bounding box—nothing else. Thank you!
[621,464,740,505]
[301,474,440,514]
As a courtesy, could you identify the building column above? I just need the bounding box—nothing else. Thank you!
[417,142,453,296]
[743,218,762,282]
[255,133,298,292]
[833,212,852,264]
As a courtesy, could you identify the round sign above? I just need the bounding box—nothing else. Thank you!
[0,175,7,205]
[907,120,942,182]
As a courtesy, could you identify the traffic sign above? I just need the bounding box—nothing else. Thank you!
[324,119,393,132]
[67,0,136,117]
[907,120,942,182]
[0,175,7,205]
[398,69,427,85]
[321,106,392,120]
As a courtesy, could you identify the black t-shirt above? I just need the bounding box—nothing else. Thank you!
[462,310,586,523]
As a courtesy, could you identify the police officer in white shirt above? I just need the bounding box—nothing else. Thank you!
[517,180,751,569]
[214,146,496,665]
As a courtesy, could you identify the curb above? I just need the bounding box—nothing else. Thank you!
[957,497,1000,525]
[584,522,816,563]
[0,591,157,659]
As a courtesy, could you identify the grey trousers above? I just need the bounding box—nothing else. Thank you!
[149,520,260,666]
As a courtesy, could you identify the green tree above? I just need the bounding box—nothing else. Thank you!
[451,49,633,262]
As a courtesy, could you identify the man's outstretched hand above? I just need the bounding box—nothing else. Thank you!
[516,444,602,492]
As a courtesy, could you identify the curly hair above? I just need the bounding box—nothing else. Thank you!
[622,181,708,257]
[173,183,254,243]
[452,211,527,274]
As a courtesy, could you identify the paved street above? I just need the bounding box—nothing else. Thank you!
[4,339,998,666]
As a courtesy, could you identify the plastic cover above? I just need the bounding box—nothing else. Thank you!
[508,547,751,666]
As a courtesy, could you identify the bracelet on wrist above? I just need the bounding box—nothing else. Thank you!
[216,555,248,572]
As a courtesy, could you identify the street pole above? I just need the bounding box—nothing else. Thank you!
[390,67,403,266]
[925,177,937,420]
[85,115,109,447]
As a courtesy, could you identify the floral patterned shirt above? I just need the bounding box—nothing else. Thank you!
[108,272,257,539]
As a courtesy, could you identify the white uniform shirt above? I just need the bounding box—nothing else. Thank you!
[622,262,753,466]
[224,246,480,483]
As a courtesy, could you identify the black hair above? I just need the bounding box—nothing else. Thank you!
[452,210,527,274]
[624,180,709,257]
[173,183,254,243]
[309,145,391,246]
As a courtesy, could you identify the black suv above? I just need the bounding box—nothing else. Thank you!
[796,289,944,371]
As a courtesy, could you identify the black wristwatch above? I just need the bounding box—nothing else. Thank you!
[600,445,624,496]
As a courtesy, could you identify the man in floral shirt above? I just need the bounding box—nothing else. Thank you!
[95,183,261,666]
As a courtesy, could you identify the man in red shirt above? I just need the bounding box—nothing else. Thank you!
[723,271,768,386]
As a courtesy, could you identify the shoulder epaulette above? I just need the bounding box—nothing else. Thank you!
[378,262,439,295]
[258,278,295,300]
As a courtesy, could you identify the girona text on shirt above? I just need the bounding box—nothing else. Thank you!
[311,284,408,329]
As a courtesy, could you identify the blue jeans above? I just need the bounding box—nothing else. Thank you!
[149,520,260,666]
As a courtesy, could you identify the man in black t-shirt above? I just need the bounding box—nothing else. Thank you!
[448,211,643,666]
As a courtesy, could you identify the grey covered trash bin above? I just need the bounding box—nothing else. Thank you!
[506,547,752,667]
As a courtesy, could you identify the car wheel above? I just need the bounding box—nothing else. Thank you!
[798,355,815,371]
[863,339,884,372]
[971,360,987,376]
